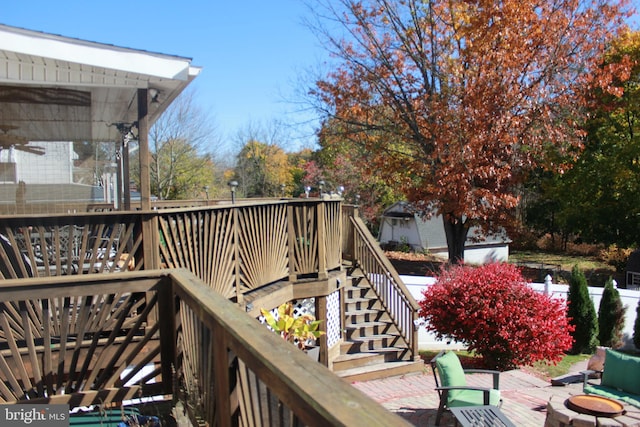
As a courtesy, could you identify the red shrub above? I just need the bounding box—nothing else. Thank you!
[418,263,574,370]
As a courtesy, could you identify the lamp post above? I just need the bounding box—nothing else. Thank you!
[338,185,345,197]
[280,183,286,198]
[204,185,209,200]
[318,180,325,197]
[305,186,311,198]
[228,180,238,204]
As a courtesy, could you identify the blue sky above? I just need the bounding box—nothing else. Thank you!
[1,1,327,152]
[3,1,639,154]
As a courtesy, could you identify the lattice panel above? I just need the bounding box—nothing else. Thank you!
[259,299,321,347]
[292,298,315,318]
[326,290,341,347]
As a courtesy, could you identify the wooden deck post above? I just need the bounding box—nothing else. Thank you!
[212,323,232,427]
[157,276,176,395]
[232,207,243,306]
[316,296,328,366]
[317,202,327,280]
[287,204,297,282]
[138,88,151,212]
[137,88,159,270]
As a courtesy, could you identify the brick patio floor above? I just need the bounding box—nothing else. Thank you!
[351,361,589,426]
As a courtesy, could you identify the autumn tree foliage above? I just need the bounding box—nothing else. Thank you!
[418,263,574,370]
[301,125,403,227]
[233,140,292,198]
[309,0,632,263]
[567,266,598,354]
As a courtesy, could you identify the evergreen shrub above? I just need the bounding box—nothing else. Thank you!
[598,277,625,348]
[567,265,598,354]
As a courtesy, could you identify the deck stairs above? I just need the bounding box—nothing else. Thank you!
[332,264,425,382]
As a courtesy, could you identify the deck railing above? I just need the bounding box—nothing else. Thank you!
[0,211,143,278]
[156,199,342,302]
[0,200,343,296]
[0,270,410,427]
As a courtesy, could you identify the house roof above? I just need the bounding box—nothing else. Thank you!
[0,23,201,143]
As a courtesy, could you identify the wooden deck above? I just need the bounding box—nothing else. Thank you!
[0,200,420,425]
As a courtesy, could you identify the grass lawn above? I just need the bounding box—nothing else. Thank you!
[525,354,591,380]
[420,350,591,380]
[509,249,622,285]
[509,250,613,272]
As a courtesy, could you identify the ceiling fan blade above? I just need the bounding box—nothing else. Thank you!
[15,145,46,156]
[0,133,28,146]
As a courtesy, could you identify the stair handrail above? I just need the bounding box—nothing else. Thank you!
[349,215,420,360]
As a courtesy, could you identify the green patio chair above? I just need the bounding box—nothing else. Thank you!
[430,350,502,426]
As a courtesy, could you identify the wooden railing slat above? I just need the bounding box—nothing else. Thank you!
[0,352,21,400]
[0,308,34,397]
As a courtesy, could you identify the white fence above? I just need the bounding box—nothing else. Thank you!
[402,275,640,351]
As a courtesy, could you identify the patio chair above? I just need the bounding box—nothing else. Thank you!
[430,350,502,426]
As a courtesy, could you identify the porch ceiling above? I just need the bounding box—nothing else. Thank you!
[0,24,201,144]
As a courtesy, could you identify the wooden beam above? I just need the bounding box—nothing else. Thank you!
[138,88,150,211]
[10,385,163,406]
[157,276,176,395]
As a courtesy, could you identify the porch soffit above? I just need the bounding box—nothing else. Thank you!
[0,24,201,143]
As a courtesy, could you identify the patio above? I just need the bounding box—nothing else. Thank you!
[352,359,639,426]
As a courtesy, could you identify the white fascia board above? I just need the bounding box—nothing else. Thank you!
[0,28,192,81]
[188,66,202,78]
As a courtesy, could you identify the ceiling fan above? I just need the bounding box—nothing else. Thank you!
[0,125,45,156]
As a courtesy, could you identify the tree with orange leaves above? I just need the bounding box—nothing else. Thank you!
[308,0,633,262]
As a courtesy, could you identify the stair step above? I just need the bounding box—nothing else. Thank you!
[347,266,365,278]
[344,286,374,295]
[344,295,375,302]
[332,352,392,371]
[344,297,379,308]
[340,261,419,381]
[340,335,404,353]
[348,333,396,342]
[344,307,379,317]
[344,321,393,339]
[335,360,425,382]
[345,320,389,329]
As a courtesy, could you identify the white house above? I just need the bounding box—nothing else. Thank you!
[378,201,510,264]
[0,141,77,184]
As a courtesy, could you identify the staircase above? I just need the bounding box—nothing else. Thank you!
[332,265,425,382]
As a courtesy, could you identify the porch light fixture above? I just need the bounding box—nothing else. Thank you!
[228,180,238,203]
[149,88,160,104]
